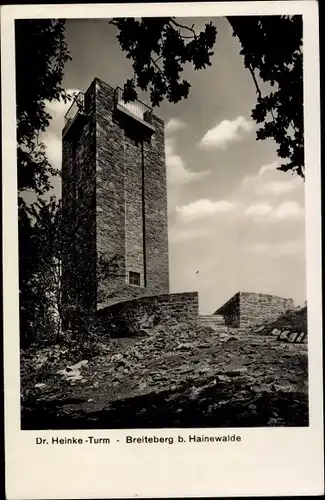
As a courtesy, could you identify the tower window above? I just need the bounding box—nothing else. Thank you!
[129,271,141,286]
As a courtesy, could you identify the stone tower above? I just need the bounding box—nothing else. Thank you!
[61,77,169,319]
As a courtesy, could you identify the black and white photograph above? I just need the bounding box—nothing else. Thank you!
[18,12,310,431]
[2,1,323,498]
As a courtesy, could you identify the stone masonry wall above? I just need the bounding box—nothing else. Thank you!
[96,292,198,337]
[74,84,97,312]
[61,135,75,315]
[214,292,295,329]
[143,115,170,295]
[95,79,127,306]
[61,82,97,318]
[124,136,145,286]
[239,292,294,328]
[94,77,169,308]
[214,292,240,327]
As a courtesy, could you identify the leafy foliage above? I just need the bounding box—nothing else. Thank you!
[111,16,304,178]
[16,19,71,202]
[228,15,304,177]
[16,20,72,345]
[21,196,125,344]
[19,198,62,347]
[110,17,217,106]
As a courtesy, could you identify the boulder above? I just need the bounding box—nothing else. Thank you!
[176,342,193,351]
[67,360,88,371]
[287,331,299,343]
[225,367,248,377]
[278,330,290,341]
[296,332,306,343]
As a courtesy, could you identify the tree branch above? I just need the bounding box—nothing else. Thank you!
[168,18,197,39]
[178,34,196,40]
[153,55,163,64]
[247,63,262,98]
[150,56,168,83]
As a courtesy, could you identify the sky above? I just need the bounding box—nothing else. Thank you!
[40,17,306,314]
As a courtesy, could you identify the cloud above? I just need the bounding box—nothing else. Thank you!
[199,116,253,150]
[244,203,273,217]
[258,162,278,176]
[242,161,278,183]
[249,243,271,253]
[44,89,81,120]
[169,226,209,242]
[249,241,305,257]
[254,162,303,196]
[40,89,82,171]
[171,158,304,226]
[244,201,304,221]
[166,138,208,186]
[238,161,304,210]
[176,198,234,222]
[259,180,298,195]
[165,118,186,134]
[275,241,305,256]
[167,158,306,313]
[43,132,62,169]
[274,201,304,219]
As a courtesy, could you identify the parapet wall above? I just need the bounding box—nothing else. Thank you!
[240,292,294,327]
[97,292,199,337]
[215,292,294,329]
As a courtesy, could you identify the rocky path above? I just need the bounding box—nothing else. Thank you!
[21,321,308,429]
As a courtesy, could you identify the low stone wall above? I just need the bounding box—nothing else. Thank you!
[214,291,294,329]
[240,292,294,327]
[96,292,199,337]
[214,293,240,327]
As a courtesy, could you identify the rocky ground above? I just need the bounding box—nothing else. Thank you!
[248,305,307,343]
[21,318,308,429]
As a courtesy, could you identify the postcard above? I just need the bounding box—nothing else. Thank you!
[2,1,323,498]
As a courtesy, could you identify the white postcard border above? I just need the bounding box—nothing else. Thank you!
[2,2,323,498]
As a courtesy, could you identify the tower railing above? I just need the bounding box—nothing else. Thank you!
[115,87,152,123]
[63,92,85,136]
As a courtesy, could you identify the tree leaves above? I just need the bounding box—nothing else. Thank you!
[227,15,304,178]
[16,19,71,344]
[110,17,217,107]
[16,19,72,196]
[112,16,304,178]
